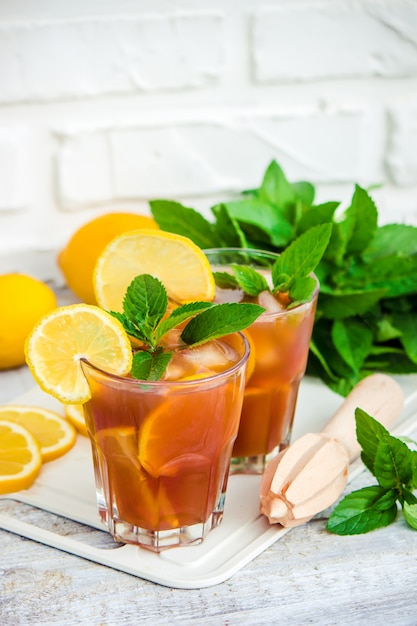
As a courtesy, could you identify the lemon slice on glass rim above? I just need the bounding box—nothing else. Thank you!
[93,229,216,313]
[25,304,133,404]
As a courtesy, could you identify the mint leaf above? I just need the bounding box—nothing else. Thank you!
[317,289,386,320]
[258,160,295,208]
[331,319,373,371]
[404,502,417,530]
[123,274,167,328]
[212,271,239,290]
[287,276,318,307]
[219,198,293,248]
[364,223,417,259]
[326,486,398,535]
[116,274,168,348]
[155,301,214,342]
[391,312,417,364]
[291,180,315,206]
[297,202,339,234]
[355,408,390,474]
[374,434,415,490]
[180,302,265,347]
[229,264,269,297]
[343,184,378,256]
[131,350,173,382]
[149,200,219,248]
[271,223,332,289]
[211,203,248,248]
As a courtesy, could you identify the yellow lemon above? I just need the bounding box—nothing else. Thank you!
[94,229,215,312]
[0,420,42,494]
[0,274,57,370]
[25,304,133,404]
[57,213,159,304]
[0,405,77,462]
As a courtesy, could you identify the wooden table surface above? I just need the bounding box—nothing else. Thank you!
[1,299,417,625]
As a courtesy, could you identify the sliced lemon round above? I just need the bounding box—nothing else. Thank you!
[63,404,88,437]
[0,420,42,494]
[93,229,215,312]
[0,405,77,462]
[25,304,133,404]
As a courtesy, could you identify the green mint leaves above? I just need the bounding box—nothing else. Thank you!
[326,409,417,535]
[110,274,264,381]
[212,224,331,308]
[150,160,417,397]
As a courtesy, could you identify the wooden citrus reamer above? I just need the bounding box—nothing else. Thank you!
[260,374,404,527]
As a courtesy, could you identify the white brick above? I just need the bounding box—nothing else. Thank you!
[252,2,417,83]
[56,132,113,209]
[385,102,417,186]
[108,112,366,200]
[0,14,224,103]
[0,128,31,211]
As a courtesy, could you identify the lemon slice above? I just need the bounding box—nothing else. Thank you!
[0,420,42,494]
[63,404,88,437]
[93,229,215,312]
[25,304,133,404]
[0,405,77,462]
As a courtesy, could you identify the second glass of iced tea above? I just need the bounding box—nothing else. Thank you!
[204,248,319,474]
[80,331,249,552]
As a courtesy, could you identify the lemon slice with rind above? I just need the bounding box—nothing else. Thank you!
[63,404,88,437]
[0,405,77,462]
[25,304,132,404]
[0,420,42,494]
[93,229,215,312]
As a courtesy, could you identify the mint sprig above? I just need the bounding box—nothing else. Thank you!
[211,224,331,308]
[326,409,417,535]
[110,274,264,381]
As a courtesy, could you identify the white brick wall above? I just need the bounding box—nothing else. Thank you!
[0,0,416,285]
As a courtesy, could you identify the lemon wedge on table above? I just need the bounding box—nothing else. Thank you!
[93,229,216,312]
[0,405,76,462]
[63,403,88,437]
[0,420,42,494]
[25,304,133,404]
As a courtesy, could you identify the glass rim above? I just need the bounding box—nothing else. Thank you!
[203,247,280,260]
[203,247,320,316]
[79,331,250,389]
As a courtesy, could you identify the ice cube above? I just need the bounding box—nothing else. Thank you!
[180,339,238,373]
[164,350,198,381]
[258,290,285,314]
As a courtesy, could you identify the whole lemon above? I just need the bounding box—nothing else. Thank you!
[57,212,159,304]
[0,273,57,370]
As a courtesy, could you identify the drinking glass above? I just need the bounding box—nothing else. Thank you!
[204,248,319,475]
[80,332,249,552]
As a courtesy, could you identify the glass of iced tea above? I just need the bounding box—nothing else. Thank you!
[204,248,319,475]
[80,331,249,552]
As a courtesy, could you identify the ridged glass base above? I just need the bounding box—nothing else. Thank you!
[105,510,224,552]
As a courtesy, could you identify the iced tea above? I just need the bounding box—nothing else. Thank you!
[205,248,319,474]
[80,331,249,551]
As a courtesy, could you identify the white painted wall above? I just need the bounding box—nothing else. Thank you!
[0,0,416,285]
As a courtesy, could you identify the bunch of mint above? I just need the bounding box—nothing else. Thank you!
[110,273,264,381]
[149,160,417,397]
[326,409,417,535]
